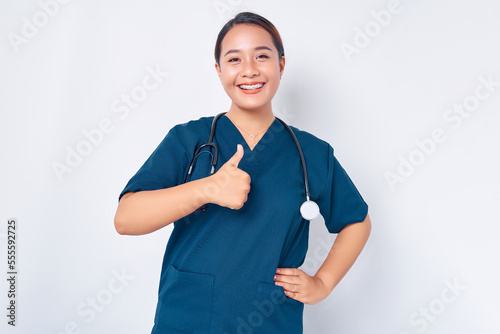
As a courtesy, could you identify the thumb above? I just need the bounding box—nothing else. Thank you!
[227,144,244,167]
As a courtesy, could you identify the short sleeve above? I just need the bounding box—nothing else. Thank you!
[118,128,188,201]
[317,145,368,234]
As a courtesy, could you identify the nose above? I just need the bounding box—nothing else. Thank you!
[240,59,259,78]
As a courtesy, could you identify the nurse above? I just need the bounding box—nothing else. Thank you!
[115,11,371,334]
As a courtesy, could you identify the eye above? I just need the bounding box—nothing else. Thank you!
[228,57,240,63]
[257,54,269,59]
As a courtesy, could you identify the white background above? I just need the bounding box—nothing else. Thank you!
[1,0,499,333]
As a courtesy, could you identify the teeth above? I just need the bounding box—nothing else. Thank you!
[239,83,264,90]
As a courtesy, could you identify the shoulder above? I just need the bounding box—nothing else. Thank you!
[152,116,214,157]
[169,116,214,140]
[161,115,214,149]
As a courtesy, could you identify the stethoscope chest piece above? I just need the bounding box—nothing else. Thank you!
[300,200,320,221]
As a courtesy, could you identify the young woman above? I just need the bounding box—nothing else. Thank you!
[115,11,371,334]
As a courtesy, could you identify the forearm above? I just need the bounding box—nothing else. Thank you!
[314,213,371,293]
[114,177,214,236]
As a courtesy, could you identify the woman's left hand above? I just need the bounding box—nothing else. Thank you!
[274,268,331,305]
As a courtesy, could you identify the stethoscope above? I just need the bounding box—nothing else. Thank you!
[183,112,320,221]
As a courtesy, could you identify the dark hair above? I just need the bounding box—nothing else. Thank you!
[214,12,285,66]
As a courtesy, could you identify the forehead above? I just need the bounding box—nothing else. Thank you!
[220,23,276,53]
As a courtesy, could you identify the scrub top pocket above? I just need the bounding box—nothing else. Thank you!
[153,264,215,334]
[253,282,303,333]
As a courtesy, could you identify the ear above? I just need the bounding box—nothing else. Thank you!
[215,62,222,80]
[279,56,286,78]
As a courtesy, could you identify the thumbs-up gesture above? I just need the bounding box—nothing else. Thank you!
[206,144,251,210]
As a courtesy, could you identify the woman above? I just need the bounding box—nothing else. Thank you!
[115,11,371,333]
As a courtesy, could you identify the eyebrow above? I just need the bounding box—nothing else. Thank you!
[223,46,273,57]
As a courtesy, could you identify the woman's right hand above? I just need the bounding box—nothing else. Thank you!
[114,145,252,235]
[205,144,251,210]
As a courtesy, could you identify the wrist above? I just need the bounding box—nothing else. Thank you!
[195,176,216,206]
[314,271,338,294]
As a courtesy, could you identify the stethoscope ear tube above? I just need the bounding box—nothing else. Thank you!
[183,142,217,183]
[183,113,225,211]
[275,117,320,221]
[183,113,224,184]
[275,117,310,200]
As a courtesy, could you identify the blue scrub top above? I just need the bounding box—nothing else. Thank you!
[119,115,368,334]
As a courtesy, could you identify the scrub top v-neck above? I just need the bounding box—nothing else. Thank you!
[218,114,281,174]
[223,114,271,153]
[119,115,368,334]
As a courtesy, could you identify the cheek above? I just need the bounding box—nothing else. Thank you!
[220,70,236,86]
[223,80,235,93]
[267,65,282,86]
[265,62,282,80]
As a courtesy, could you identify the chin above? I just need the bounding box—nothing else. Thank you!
[235,106,265,113]
[235,101,271,111]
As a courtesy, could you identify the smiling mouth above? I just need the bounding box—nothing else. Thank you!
[238,83,265,90]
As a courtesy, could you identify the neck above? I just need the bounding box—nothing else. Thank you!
[226,104,275,134]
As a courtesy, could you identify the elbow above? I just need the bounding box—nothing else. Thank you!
[114,192,135,235]
[114,212,129,235]
[114,207,138,235]
[362,212,372,240]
